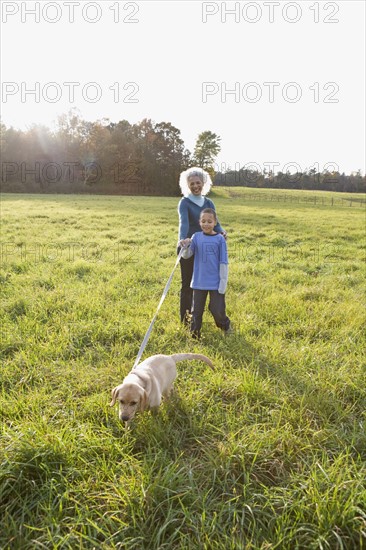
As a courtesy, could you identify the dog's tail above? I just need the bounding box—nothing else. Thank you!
[171,353,214,369]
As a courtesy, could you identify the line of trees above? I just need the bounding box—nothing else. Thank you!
[0,113,221,195]
[214,167,365,194]
[1,113,364,194]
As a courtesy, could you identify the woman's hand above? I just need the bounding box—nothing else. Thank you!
[179,238,191,248]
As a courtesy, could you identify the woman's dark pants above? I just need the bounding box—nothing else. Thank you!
[179,248,194,323]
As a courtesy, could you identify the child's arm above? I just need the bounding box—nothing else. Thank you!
[218,235,228,294]
[218,264,228,294]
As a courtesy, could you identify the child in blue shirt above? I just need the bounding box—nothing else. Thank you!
[179,208,232,339]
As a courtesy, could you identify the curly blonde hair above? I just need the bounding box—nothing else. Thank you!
[178,167,213,197]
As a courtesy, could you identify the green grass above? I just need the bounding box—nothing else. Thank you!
[1,189,365,549]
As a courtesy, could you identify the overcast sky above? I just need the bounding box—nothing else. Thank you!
[1,0,365,174]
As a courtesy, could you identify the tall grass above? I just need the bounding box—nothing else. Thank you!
[1,190,365,549]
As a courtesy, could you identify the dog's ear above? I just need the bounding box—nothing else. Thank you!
[110,387,118,406]
[139,390,148,412]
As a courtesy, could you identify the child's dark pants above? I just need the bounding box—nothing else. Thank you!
[191,289,230,337]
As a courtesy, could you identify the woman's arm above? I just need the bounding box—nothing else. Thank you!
[178,199,189,240]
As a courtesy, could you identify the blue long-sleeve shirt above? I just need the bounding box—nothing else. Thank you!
[178,197,224,241]
[186,232,228,290]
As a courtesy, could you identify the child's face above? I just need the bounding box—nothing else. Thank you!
[199,213,216,234]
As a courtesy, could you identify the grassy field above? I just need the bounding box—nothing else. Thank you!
[1,189,365,549]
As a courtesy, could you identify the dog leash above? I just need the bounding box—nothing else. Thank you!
[132,248,185,369]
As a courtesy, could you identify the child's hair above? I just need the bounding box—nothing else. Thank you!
[200,207,217,221]
[178,167,213,197]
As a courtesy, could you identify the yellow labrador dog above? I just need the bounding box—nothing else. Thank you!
[110,353,213,424]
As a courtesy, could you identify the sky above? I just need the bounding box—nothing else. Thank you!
[1,0,365,175]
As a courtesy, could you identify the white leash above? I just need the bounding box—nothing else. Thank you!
[132,248,184,369]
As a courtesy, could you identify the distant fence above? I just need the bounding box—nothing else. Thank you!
[227,192,366,208]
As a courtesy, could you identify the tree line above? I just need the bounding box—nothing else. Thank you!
[214,167,365,194]
[0,113,220,196]
[1,113,364,195]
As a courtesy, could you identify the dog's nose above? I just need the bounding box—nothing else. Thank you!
[121,415,130,422]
